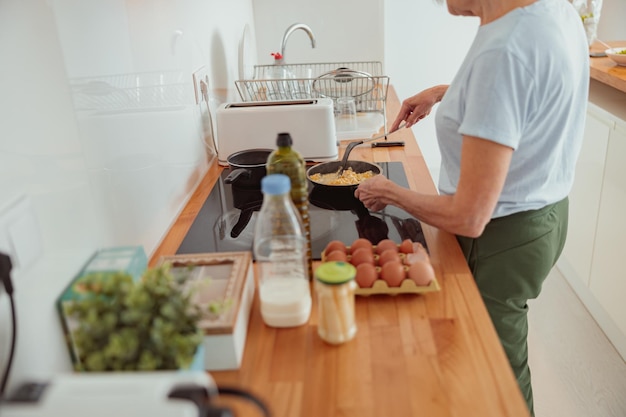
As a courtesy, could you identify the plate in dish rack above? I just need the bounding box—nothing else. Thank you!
[238,24,256,80]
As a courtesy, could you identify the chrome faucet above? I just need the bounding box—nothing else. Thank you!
[280,23,316,61]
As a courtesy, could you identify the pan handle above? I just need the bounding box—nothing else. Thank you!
[338,140,365,175]
[230,208,255,238]
[225,168,251,184]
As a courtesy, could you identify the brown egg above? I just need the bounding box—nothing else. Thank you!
[404,244,430,265]
[325,249,348,262]
[399,239,414,254]
[375,239,398,255]
[412,242,427,255]
[349,247,375,266]
[380,261,405,287]
[350,238,373,254]
[355,263,378,288]
[378,248,401,266]
[407,261,435,286]
[404,252,428,265]
[324,240,347,257]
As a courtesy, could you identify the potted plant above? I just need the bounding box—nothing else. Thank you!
[63,263,204,371]
[572,0,603,46]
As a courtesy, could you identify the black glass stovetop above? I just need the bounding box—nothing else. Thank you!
[177,162,427,260]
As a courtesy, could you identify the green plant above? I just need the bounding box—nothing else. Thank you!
[65,263,204,371]
[580,12,594,22]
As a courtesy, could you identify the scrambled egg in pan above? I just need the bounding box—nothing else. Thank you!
[309,167,375,186]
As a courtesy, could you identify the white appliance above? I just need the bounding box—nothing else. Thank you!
[2,372,216,417]
[215,98,338,165]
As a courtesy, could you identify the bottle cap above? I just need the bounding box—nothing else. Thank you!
[261,174,291,195]
[276,132,293,147]
[315,261,356,285]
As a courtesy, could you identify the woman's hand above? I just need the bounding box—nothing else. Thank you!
[390,85,449,131]
[354,175,393,212]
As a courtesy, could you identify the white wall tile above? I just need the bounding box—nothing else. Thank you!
[252,0,384,66]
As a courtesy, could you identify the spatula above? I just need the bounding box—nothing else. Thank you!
[336,122,407,177]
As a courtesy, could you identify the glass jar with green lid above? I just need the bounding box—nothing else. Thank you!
[314,261,358,344]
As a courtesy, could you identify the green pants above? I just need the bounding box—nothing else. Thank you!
[456,198,569,417]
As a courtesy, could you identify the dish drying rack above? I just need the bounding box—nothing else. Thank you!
[69,70,192,112]
[235,61,390,133]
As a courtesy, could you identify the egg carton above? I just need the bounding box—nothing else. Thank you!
[354,276,440,296]
[321,242,441,296]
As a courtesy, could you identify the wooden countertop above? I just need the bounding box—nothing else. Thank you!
[589,40,626,94]
[150,87,530,417]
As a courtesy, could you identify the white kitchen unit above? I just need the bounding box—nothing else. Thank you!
[588,120,626,351]
[557,79,626,362]
[560,102,611,288]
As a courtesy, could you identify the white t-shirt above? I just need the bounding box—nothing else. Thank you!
[435,0,590,218]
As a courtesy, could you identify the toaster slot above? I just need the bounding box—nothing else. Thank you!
[225,99,317,109]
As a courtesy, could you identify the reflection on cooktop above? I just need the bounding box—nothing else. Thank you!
[177,162,427,260]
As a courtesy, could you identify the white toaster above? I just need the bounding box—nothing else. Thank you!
[215,98,338,165]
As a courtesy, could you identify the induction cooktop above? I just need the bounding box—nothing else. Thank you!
[177,162,427,260]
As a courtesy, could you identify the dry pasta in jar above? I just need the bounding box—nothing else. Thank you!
[314,261,357,345]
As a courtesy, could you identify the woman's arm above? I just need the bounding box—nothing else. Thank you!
[390,85,449,131]
[355,135,512,237]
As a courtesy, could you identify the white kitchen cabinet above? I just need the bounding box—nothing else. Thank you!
[557,80,626,360]
[557,80,626,361]
[560,107,610,287]
[589,121,626,346]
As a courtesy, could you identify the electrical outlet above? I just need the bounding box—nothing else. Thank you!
[192,65,210,105]
[0,195,43,274]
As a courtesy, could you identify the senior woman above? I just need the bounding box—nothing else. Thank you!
[355,0,589,415]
